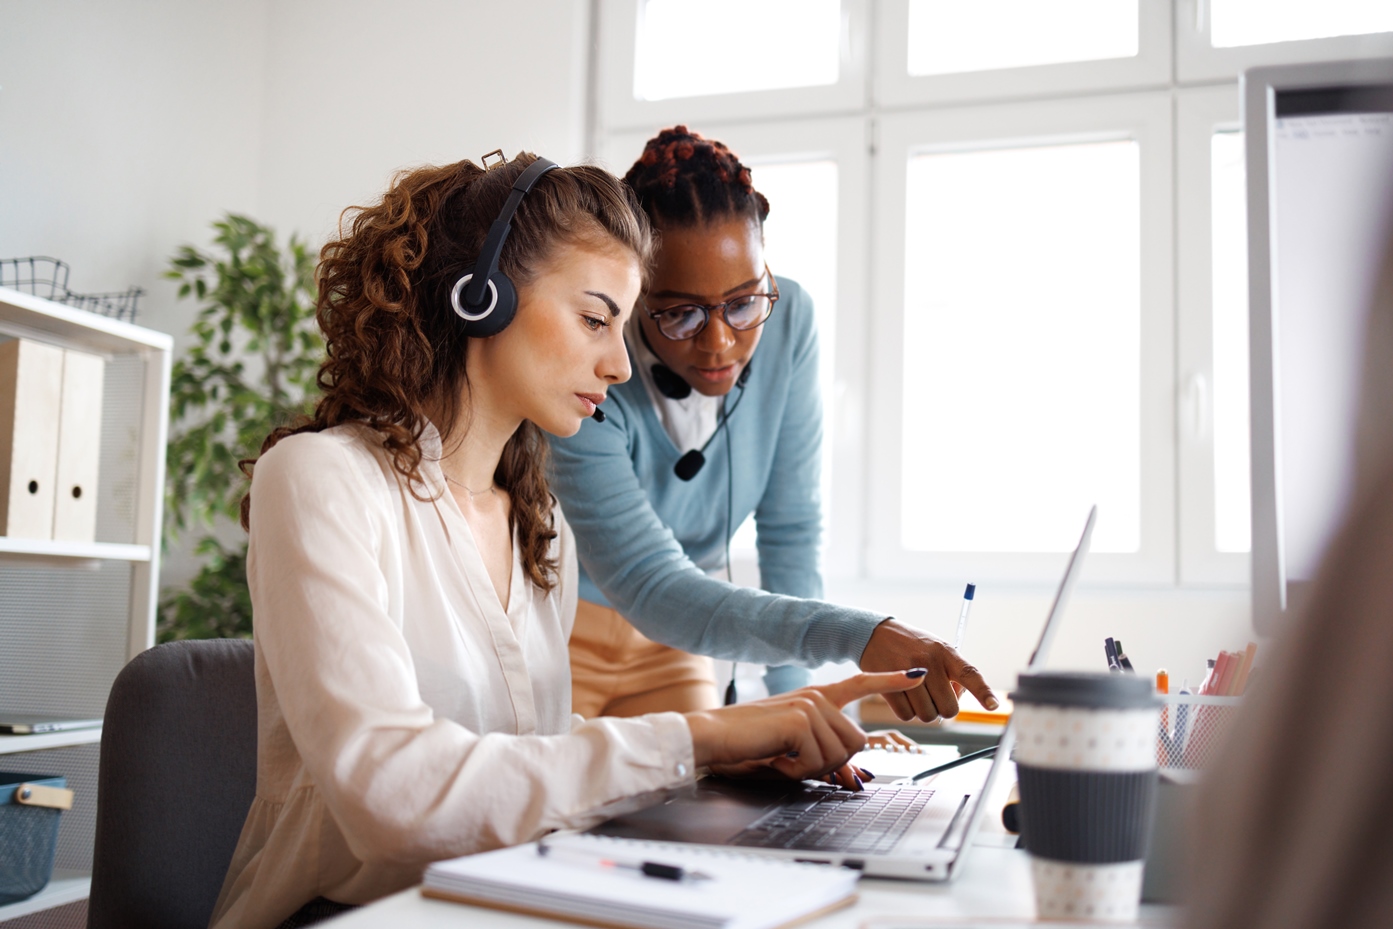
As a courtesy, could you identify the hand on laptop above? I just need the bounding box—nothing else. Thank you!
[859,620,1000,722]
[684,670,928,790]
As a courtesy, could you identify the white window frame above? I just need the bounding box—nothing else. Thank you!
[595,0,869,133]
[1175,0,1393,83]
[1176,83,1250,586]
[873,0,1173,109]
[865,92,1176,586]
[597,117,872,584]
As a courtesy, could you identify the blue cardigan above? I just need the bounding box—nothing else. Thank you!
[549,277,884,678]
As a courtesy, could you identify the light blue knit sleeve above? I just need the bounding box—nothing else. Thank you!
[549,398,885,669]
[753,287,826,691]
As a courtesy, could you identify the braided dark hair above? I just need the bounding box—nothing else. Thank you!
[622,125,770,228]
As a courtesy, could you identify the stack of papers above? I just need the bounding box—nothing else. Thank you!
[423,834,858,929]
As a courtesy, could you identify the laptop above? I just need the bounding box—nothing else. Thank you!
[585,506,1097,882]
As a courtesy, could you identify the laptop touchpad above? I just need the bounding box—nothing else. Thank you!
[588,778,810,845]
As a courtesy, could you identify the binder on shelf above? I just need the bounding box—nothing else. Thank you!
[0,339,63,540]
[52,349,103,542]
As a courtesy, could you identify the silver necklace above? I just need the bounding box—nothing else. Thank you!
[445,474,497,498]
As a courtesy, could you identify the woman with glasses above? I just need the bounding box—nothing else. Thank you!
[551,127,998,747]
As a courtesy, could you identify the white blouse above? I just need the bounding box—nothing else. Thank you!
[209,423,696,929]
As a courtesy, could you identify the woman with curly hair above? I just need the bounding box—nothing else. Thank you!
[208,153,924,929]
[552,127,999,731]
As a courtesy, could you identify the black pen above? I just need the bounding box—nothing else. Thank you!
[910,744,998,782]
[537,841,712,882]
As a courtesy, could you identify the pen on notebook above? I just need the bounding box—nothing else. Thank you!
[537,841,711,882]
[911,744,998,783]
[953,583,977,651]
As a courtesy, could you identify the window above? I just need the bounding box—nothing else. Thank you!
[1177,0,1393,82]
[730,158,840,556]
[867,94,1173,586]
[594,0,1391,594]
[597,0,867,131]
[900,140,1141,554]
[1210,130,1251,553]
[634,0,840,100]
[877,0,1171,107]
[1210,1,1393,48]
[907,0,1138,76]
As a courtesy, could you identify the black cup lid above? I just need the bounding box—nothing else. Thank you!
[1010,671,1159,709]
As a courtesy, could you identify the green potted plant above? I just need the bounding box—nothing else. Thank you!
[158,213,322,641]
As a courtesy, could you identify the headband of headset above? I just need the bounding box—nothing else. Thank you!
[450,155,559,334]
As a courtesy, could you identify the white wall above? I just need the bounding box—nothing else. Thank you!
[253,0,592,246]
[1,0,591,336]
[1,0,592,587]
[0,0,272,337]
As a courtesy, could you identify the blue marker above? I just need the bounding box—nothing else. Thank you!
[953,583,976,651]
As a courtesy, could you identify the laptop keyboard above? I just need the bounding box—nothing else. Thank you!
[730,786,934,854]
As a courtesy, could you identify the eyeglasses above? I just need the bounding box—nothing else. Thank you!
[642,267,779,341]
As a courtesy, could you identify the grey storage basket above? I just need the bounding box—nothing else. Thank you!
[0,772,72,905]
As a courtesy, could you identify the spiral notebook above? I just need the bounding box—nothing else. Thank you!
[422,834,858,929]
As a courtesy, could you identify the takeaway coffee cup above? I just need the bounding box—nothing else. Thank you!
[1010,672,1160,922]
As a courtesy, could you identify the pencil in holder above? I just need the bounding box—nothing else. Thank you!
[0,772,74,905]
[1155,694,1243,771]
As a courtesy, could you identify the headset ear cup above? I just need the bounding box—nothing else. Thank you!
[465,272,517,337]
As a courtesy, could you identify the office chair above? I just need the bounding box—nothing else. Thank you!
[88,639,257,929]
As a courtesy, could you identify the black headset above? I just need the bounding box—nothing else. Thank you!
[660,363,752,481]
[449,154,559,338]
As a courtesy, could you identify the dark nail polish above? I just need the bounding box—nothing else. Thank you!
[906,668,928,679]
[854,775,864,789]
[785,750,799,759]
[859,768,875,780]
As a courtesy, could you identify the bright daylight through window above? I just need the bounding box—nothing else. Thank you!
[633,0,840,100]
[1209,0,1393,48]
[731,159,839,553]
[900,140,1141,554]
[907,0,1138,76]
[1211,131,1251,553]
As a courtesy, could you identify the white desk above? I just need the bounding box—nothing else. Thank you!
[332,846,1042,928]
[329,764,1174,928]
[332,843,1174,927]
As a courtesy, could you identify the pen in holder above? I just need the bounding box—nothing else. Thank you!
[1156,694,1243,770]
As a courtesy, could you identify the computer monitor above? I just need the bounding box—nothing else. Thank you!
[1245,58,1393,632]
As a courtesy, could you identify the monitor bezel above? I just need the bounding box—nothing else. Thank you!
[1244,57,1393,633]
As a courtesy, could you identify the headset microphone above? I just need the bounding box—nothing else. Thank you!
[670,363,752,481]
[591,407,606,423]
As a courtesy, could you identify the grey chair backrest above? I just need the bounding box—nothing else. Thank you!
[88,639,257,929]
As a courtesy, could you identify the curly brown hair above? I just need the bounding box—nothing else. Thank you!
[240,154,652,592]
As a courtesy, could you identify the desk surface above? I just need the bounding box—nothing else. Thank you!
[330,763,1173,929]
[331,845,1174,928]
[331,845,1037,929]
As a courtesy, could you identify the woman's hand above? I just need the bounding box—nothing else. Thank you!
[866,729,924,752]
[683,669,928,789]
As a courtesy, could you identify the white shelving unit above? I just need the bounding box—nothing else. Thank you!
[0,871,92,923]
[0,731,103,756]
[0,285,171,927]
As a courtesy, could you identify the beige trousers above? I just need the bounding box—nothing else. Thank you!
[569,599,720,718]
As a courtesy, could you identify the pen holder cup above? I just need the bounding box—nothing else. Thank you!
[0,773,71,905]
[1155,695,1243,771]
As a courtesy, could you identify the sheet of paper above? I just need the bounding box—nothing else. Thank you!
[852,744,960,781]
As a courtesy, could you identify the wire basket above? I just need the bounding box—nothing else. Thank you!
[1156,694,1242,771]
[0,256,142,322]
[0,773,69,905]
